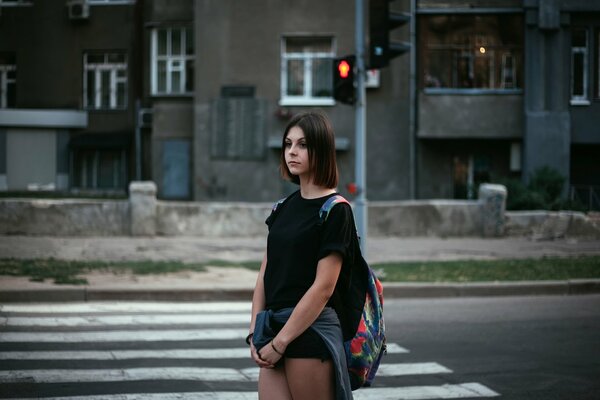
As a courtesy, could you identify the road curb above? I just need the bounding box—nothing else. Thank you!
[1,279,599,302]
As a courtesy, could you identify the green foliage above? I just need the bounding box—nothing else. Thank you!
[494,166,585,211]
[528,166,565,206]
[0,259,208,285]
[2,257,599,285]
[375,256,600,282]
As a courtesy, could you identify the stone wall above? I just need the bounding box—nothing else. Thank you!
[2,182,598,238]
[368,200,481,237]
[506,211,600,239]
[0,198,129,236]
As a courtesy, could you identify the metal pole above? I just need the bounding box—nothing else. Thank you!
[355,0,368,256]
[409,0,417,199]
[134,99,142,181]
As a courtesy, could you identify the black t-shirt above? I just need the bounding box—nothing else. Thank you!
[264,190,355,311]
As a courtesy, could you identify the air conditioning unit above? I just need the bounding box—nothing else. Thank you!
[67,0,90,20]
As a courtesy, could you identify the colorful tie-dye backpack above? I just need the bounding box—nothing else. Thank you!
[319,195,387,390]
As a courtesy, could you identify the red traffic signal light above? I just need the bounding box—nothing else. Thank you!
[333,56,356,105]
[338,60,351,79]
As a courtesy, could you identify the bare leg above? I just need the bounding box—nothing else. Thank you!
[285,358,335,400]
[258,364,292,400]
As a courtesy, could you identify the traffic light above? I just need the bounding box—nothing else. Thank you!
[333,56,356,105]
[369,0,410,69]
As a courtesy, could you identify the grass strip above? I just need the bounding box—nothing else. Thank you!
[0,259,211,285]
[373,256,600,283]
[0,257,598,285]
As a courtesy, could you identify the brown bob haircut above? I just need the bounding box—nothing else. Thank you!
[280,111,339,189]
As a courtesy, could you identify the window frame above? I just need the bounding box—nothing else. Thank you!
[82,52,128,110]
[71,148,127,191]
[597,29,600,100]
[419,13,524,95]
[0,57,16,108]
[87,0,136,4]
[0,0,34,6]
[570,28,590,106]
[279,36,336,106]
[150,26,195,96]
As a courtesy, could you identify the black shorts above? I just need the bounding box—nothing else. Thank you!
[271,320,332,361]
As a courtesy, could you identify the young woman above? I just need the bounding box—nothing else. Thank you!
[247,111,355,400]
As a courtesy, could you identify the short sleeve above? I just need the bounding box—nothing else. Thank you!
[318,202,355,262]
[265,210,275,229]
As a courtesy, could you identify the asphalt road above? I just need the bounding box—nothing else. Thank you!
[385,295,600,399]
[1,295,599,399]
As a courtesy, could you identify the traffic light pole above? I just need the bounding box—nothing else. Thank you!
[355,0,368,256]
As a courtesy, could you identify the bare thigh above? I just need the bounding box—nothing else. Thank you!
[284,358,335,400]
[258,365,292,400]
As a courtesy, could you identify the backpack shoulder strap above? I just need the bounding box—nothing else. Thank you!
[318,194,350,226]
[271,197,287,213]
[266,191,295,226]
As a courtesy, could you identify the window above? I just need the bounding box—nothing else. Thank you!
[83,53,128,110]
[0,53,16,108]
[453,154,491,200]
[280,36,334,106]
[151,27,194,95]
[420,14,523,91]
[0,0,33,5]
[598,29,600,99]
[571,29,589,105]
[88,0,136,4]
[73,149,126,190]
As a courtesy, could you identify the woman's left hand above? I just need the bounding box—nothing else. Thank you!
[251,341,274,368]
[258,339,285,365]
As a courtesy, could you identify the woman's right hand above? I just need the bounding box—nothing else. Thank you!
[251,342,274,368]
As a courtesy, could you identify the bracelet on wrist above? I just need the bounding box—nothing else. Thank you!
[245,333,253,346]
[271,340,283,356]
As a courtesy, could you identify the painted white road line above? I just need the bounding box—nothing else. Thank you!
[0,348,251,360]
[2,313,250,327]
[0,363,452,384]
[4,393,259,400]
[377,362,453,376]
[0,302,252,314]
[0,367,254,384]
[386,342,410,353]
[353,383,500,399]
[0,342,406,361]
[240,362,451,381]
[3,383,499,400]
[0,328,248,342]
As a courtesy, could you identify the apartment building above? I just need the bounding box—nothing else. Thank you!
[1,0,598,208]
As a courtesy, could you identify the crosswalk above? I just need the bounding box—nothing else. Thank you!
[0,302,500,399]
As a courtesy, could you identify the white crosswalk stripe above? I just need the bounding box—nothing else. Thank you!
[0,348,252,360]
[2,384,500,400]
[0,301,500,399]
[0,363,451,384]
[0,344,409,360]
[0,301,252,313]
[0,328,248,342]
[1,313,250,326]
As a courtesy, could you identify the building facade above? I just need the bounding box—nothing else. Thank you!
[0,0,142,195]
[0,0,598,208]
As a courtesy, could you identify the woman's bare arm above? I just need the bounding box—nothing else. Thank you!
[257,252,343,364]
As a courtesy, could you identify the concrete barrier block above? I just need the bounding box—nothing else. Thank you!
[129,181,157,236]
[479,184,507,237]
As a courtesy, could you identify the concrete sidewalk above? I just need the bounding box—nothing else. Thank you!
[1,235,599,302]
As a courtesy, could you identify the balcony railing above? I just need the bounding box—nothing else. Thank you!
[570,185,600,211]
